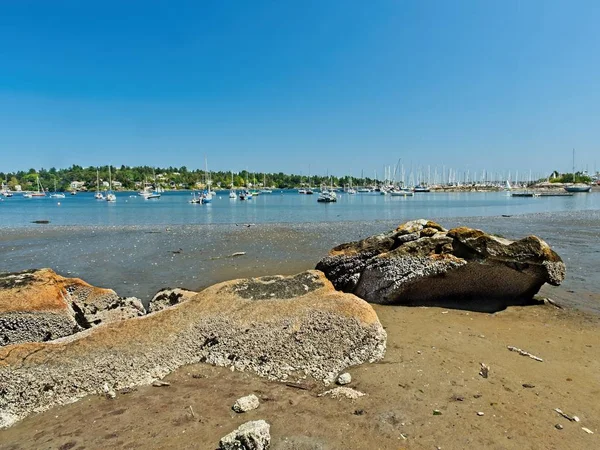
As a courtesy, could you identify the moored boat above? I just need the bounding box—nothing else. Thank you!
[106,166,116,202]
[413,185,430,193]
[564,149,591,193]
[564,184,591,193]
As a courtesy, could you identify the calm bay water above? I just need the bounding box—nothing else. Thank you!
[1,189,600,227]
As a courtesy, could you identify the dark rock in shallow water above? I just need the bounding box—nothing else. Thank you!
[148,287,197,313]
[0,268,145,346]
[0,270,386,428]
[316,219,566,312]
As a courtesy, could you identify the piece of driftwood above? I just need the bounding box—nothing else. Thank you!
[507,346,543,362]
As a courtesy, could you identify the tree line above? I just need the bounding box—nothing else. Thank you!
[0,165,378,191]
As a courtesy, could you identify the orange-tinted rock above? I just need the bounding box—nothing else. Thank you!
[0,269,144,346]
[0,271,385,428]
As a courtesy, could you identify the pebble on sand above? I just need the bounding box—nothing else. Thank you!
[319,387,365,400]
[232,394,260,413]
[336,373,352,385]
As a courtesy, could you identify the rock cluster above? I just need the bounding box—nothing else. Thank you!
[0,270,385,428]
[316,219,565,311]
[0,269,144,346]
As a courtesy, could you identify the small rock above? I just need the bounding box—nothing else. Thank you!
[522,383,535,389]
[353,409,366,416]
[555,424,564,430]
[318,387,365,400]
[105,389,116,399]
[118,387,137,395]
[219,420,270,450]
[337,373,352,385]
[582,427,594,434]
[151,380,170,387]
[233,394,260,413]
[433,410,442,416]
[477,412,485,416]
[479,363,489,379]
[102,383,116,399]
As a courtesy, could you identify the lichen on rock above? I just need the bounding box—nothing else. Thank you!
[0,268,145,346]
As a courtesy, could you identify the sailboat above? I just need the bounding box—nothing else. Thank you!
[106,166,116,202]
[260,173,272,194]
[564,149,591,193]
[229,171,237,198]
[1,179,12,197]
[50,178,65,198]
[29,177,46,197]
[138,176,152,197]
[346,176,357,194]
[201,157,213,204]
[249,173,260,196]
[298,172,307,194]
[306,169,314,195]
[317,177,337,203]
[94,169,104,200]
[144,170,161,199]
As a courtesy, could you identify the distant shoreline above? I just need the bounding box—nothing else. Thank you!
[7,183,600,195]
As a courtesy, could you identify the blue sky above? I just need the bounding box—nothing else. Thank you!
[1,1,599,178]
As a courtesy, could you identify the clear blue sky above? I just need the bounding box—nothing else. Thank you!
[1,1,599,178]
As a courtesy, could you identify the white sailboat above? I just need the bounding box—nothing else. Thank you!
[50,178,65,198]
[347,176,356,194]
[28,176,46,197]
[201,157,213,204]
[145,170,161,199]
[106,166,116,202]
[317,177,337,203]
[94,169,104,200]
[260,173,272,194]
[229,171,237,198]
[564,149,591,193]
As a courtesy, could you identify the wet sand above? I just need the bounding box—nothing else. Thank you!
[1,211,600,312]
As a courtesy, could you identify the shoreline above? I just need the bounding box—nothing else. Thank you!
[1,211,599,314]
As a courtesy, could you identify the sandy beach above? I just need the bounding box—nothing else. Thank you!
[1,300,598,450]
[1,212,600,449]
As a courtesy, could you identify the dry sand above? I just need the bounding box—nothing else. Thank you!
[1,287,599,450]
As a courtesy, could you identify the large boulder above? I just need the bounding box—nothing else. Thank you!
[0,268,145,346]
[0,270,386,428]
[315,219,565,311]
